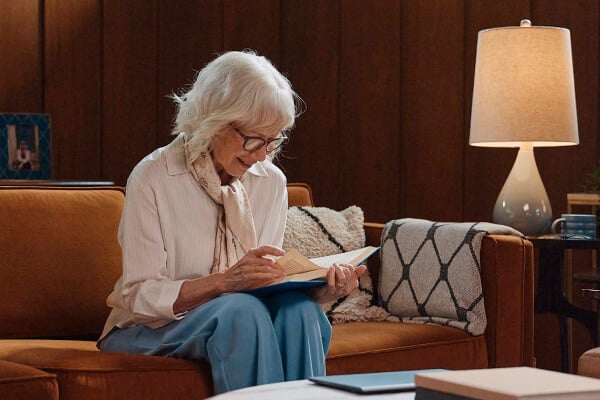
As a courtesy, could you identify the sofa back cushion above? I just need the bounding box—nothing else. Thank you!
[286,183,314,207]
[0,182,328,339]
[0,186,125,339]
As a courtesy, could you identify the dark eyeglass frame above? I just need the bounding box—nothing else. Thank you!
[229,124,288,154]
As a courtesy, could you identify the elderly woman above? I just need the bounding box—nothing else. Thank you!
[97,50,366,394]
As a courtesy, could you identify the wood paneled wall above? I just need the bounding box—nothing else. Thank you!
[1,0,598,225]
[1,0,599,372]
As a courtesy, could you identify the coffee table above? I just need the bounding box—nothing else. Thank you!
[207,379,416,399]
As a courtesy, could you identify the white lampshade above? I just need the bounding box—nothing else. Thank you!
[469,20,579,236]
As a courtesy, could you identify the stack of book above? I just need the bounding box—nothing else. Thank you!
[415,367,600,399]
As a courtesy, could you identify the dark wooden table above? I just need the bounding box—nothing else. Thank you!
[529,237,600,372]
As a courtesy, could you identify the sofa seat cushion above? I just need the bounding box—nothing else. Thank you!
[0,340,212,400]
[0,359,58,400]
[327,322,488,375]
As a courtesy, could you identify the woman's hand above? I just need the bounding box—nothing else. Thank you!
[219,246,287,293]
[174,246,286,314]
[309,263,368,304]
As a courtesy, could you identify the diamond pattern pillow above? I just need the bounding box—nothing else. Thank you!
[378,218,521,335]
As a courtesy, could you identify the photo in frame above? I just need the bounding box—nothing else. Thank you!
[0,113,51,179]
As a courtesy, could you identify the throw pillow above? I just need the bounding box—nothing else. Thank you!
[283,205,397,324]
[378,218,521,336]
[283,205,365,257]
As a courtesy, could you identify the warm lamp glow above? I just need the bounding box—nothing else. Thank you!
[469,20,578,236]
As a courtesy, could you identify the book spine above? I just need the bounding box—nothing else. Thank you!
[415,387,477,400]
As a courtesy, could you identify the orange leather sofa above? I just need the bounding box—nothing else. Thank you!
[0,183,534,399]
[579,347,600,378]
[0,360,58,399]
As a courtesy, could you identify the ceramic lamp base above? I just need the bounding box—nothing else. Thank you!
[493,145,552,236]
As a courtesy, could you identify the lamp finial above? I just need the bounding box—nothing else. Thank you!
[520,19,532,27]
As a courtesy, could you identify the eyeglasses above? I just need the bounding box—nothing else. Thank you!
[230,124,288,154]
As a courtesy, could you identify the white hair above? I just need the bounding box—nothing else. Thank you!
[171,50,303,162]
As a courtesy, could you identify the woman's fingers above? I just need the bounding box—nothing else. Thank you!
[242,246,287,273]
[355,264,368,277]
[225,248,288,291]
[333,264,362,294]
[248,245,285,258]
[310,263,365,303]
[334,264,347,288]
[229,263,284,281]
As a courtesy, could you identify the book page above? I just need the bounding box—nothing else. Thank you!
[277,246,379,274]
[310,246,378,268]
[285,268,328,282]
[276,249,322,275]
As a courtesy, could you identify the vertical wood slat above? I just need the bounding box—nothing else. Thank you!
[532,0,600,373]
[6,0,600,227]
[532,0,599,217]
[102,0,159,185]
[339,0,401,222]
[279,0,340,208]
[157,0,223,148]
[44,0,103,180]
[401,0,465,221]
[0,0,42,112]
[463,0,532,222]
[223,0,279,63]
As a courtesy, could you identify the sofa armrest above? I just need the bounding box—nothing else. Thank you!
[480,234,535,368]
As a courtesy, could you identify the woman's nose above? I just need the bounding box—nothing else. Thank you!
[253,146,268,162]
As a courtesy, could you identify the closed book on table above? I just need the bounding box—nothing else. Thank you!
[309,369,444,393]
[414,367,600,399]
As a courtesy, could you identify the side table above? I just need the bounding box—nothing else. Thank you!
[529,237,600,372]
[566,193,600,298]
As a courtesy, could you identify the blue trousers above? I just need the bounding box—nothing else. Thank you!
[98,291,332,394]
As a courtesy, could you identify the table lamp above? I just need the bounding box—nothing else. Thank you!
[469,19,579,236]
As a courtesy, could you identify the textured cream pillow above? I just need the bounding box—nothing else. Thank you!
[283,206,397,324]
[283,205,365,257]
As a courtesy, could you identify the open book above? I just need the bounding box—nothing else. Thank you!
[244,246,379,296]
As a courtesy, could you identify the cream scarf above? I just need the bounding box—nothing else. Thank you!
[187,148,258,273]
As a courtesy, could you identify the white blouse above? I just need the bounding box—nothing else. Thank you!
[100,133,288,339]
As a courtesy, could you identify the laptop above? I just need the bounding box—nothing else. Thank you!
[309,369,446,394]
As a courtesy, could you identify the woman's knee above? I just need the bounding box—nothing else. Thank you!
[210,293,272,330]
[218,293,269,313]
[268,291,322,315]
[263,291,329,331]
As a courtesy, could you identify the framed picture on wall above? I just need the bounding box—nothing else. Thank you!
[0,113,51,180]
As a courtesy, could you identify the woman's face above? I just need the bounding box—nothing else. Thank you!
[211,125,273,183]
